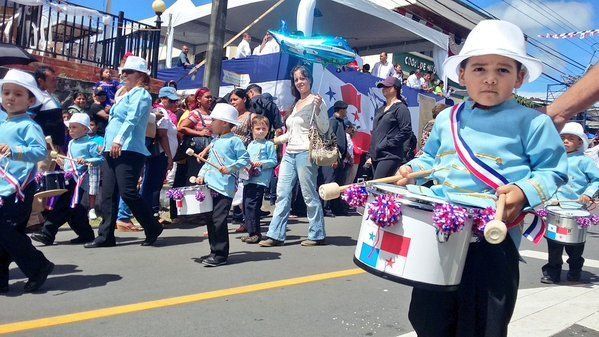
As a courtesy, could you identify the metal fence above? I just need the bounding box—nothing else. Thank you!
[0,0,159,72]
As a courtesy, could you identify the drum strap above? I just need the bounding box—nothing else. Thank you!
[450,103,545,243]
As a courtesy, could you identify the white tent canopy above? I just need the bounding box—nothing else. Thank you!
[142,0,450,68]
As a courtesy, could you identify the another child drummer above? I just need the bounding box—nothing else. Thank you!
[31,113,102,246]
[0,69,55,293]
[196,103,249,267]
[541,122,599,284]
[396,20,569,336]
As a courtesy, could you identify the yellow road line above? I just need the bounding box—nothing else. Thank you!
[0,268,365,335]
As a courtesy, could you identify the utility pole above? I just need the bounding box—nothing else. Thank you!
[204,0,228,96]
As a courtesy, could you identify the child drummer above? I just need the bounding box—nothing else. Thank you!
[0,69,54,293]
[31,113,101,246]
[196,103,249,267]
[397,20,568,336]
[541,122,599,284]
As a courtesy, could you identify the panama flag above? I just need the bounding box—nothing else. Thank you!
[545,223,570,241]
[356,217,411,276]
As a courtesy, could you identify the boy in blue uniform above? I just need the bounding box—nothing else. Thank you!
[0,69,54,293]
[541,122,599,284]
[32,113,101,245]
[241,115,277,243]
[197,103,249,266]
[397,20,568,336]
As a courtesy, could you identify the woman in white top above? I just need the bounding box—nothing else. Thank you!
[259,65,329,247]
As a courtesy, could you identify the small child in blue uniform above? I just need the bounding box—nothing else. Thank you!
[541,122,599,284]
[32,113,102,245]
[87,117,104,220]
[197,103,249,267]
[397,20,568,336]
[0,69,54,293]
[241,115,277,244]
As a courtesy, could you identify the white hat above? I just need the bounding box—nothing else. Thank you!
[66,112,91,131]
[210,103,241,126]
[120,56,150,75]
[561,122,589,152]
[442,20,543,84]
[0,69,45,107]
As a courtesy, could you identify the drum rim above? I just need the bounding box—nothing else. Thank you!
[546,206,590,217]
[544,236,586,245]
[173,185,209,192]
[353,256,459,292]
[34,189,68,198]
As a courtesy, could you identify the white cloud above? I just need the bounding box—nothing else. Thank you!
[486,0,594,34]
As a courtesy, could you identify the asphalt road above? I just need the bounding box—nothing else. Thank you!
[1,211,598,337]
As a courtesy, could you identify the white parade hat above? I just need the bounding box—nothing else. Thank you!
[443,20,543,84]
[66,112,91,131]
[120,55,150,75]
[0,69,45,107]
[210,103,241,126]
[561,122,589,151]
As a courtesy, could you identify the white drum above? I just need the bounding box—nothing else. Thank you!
[354,183,473,291]
[544,206,588,245]
[173,185,213,215]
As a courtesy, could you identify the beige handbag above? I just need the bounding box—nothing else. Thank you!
[308,103,340,167]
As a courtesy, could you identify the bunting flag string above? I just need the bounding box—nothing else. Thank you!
[538,29,599,40]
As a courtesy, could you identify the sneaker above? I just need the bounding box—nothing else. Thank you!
[259,238,284,247]
[31,232,53,246]
[202,256,227,267]
[88,209,98,220]
[567,271,581,282]
[301,239,326,247]
[245,234,262,244]
[540,275,559,284]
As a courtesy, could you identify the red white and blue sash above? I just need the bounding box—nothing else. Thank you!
[67,146,88,208]
[450,103,545,243]
[0,160,34,202]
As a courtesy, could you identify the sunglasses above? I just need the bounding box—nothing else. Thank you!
[122,69,135,75]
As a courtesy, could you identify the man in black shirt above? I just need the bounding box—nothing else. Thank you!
[246,84,283,136]
[321,100,349,217]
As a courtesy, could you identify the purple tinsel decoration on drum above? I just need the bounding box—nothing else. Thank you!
[592,214,599,225]
[166,188,184,200]
[471,207,495,237]
[341,185,368,208]
[535,209,548,219]
[367,194,402,228]
[433,203,468,238]
[34,172,44,184]
[195,189,206,202]
[64,171,74,181]
[577,217,593,229]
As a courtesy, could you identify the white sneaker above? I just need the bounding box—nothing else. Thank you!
[88,209,97,220]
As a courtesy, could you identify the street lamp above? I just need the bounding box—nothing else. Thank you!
[151,0,166,77]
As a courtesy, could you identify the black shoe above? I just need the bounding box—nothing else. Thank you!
[24,262,54,293]
[259,210,271,218]
[567,271,581,282]
[84,240,116,248]
[69,236,94,245]
[202,256,227,267]
[141,227,163,246]
[31,233,53,246]
[323,210,335,218]
[540,275,559,284]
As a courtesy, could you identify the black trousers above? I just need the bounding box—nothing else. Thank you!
[96,151,161,244]
[373,159,402,179]
[207,190,232,262]
[408,237,520,337]
[0,184,51,286]
[542,239,585,280]
[243,183,265,236]
[41,178,94,242]
[321,164,349,214]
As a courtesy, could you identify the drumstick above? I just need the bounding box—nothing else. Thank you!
[45,136,59,153]
[185,148,221,170]
[484,194,507,244]
[319,170,434,201]
[50,151,90,165]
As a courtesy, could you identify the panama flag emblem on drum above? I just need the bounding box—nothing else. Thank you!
[546,224,571,242]
[357,220,411,276]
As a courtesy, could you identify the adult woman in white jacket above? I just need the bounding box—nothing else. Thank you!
[259,65,329,247]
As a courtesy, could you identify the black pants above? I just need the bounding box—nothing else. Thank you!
[41,178,94,242]
[0,185,51,286]
[542,239,585,280]
[408,237,520,337]
[321,164,348,214]
[140,153,168,214]
[96,151,161,244]
[207,190,232,262]
[373,159,402,179]
[243,183,265,236]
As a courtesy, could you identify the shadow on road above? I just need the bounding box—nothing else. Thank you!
[191,251,282,266]
[9,263,82,280]
[155,235,205,247]
[5,268,122,296]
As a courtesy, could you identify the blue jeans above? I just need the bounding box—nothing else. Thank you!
[266,151,325,241]
[117,198,132,221]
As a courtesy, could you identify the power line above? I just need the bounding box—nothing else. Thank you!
[531,0,589,33]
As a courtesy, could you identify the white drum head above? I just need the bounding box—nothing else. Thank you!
[546,206,590,217]
[370,183,447,205]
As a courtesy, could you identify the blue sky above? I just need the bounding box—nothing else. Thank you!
[71,0,598,98]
